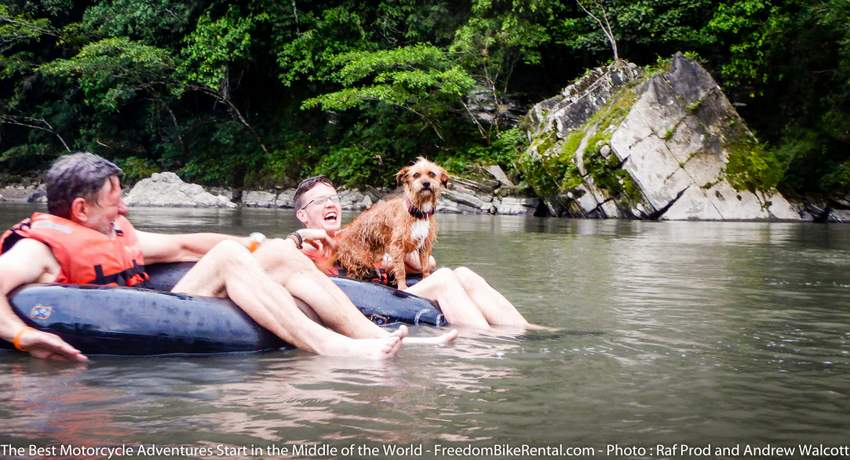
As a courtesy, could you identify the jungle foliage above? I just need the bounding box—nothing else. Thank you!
[1,0,848,194]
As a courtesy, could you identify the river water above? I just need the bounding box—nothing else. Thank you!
[0,203,848,459]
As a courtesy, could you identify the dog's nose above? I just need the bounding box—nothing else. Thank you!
[422,181,431,189]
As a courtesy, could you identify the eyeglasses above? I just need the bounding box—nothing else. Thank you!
[299,194,340,210]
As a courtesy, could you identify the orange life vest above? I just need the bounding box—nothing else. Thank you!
[301,241,395,284]
[302,242,340,276]
[0,213,149,287]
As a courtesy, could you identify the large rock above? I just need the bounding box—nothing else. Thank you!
[520,54,801,221]
[126,172,236,208]
[833,210,850,223]
[241,189,297,208]
[242,190,277,208]
[441,187,496,214]
[0,194,4,201]
[610,55,797,220]
[494,197,538,215]
[0,185,41,202]
[28,189,47,203]
[526,61,642,141]
[437,198,488,214]
[276,189,295,208]
[483,165,515,188]
[793,198,850,223]
[208,187,234,201]
[337,189,373,211]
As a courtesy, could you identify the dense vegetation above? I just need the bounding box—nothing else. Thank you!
[1,0,848,195]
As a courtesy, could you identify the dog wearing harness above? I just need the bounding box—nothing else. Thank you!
[334,157,448,290]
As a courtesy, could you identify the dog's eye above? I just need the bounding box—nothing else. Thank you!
[428,171,436,178]
[413,172,421,178]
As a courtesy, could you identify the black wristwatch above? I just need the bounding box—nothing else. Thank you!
[287,231,304,249]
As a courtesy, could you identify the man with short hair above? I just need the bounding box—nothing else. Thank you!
[0,152,409,360]
[293,176,536,329]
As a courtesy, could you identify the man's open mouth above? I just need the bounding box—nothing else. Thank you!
[324,211,338,221]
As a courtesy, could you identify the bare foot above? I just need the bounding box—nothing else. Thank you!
[391,325,409,339]
[324,335,402,359]
[402,329,459,346]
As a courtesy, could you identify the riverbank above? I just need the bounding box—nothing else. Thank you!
[6,179,850,223]
[2,176,848,222]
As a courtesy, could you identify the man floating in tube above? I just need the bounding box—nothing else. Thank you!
[0,152,455,361]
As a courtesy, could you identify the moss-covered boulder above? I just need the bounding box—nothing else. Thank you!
[519,54,801,221]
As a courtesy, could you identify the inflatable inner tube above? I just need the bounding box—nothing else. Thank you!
[1,263,445,355]
[144,262,444,327]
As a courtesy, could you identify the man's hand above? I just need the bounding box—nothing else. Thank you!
[0,238,85,361]
[17,327,88,362]
[296,229,336,250]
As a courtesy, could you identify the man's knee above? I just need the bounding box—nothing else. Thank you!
[431,267,454,280]
[208,239,249,258]
[453,266,475,283]
[207,240,253,266]
[263,238,314,271]
[428,267,464,289]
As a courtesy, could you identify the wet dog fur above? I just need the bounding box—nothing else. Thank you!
[335,158,448,289]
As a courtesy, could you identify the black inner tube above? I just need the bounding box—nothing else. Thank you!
[1,263,445,355]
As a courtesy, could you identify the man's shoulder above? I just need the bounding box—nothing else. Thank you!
[7,237,56,258]
[0,236,61,283]
[0,238,59,271]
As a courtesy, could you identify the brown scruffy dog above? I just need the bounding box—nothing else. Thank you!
[335,157,448,289]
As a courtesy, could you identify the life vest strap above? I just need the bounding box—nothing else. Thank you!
[93,260,148,286]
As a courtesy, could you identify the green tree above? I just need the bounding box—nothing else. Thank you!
[82,0,198,46]
[1,3,70,164]
[178,4,270,155]
[450,0,559,139]
[303,44,474,141]
[39,37,175,112]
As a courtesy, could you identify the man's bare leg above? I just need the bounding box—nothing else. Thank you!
[172,240,402,358]
[406,268,491,328]
[254,239,457,345]
[452,267,529,326]
[454,267,553,331]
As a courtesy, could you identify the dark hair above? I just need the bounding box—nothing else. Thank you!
[46,152,123,218]
[293,175,335,211]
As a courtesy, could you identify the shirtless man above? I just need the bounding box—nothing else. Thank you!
[0,153,411,361]
[292,176,534,329]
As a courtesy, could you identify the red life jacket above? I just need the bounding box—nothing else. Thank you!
[301,242,394,285]
[0,213,149,287]
[302,242,340,276]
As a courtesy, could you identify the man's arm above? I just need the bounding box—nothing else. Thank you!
[136,231,252,264]
[0,239,87,361]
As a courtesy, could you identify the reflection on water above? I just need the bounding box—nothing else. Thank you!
[1,204,850,455]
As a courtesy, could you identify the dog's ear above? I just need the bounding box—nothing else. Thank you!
[439,169,449,187]
[395,166,410,184]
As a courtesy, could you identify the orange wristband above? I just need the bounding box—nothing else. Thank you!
[12,326,32,352]
[247,232,266,253]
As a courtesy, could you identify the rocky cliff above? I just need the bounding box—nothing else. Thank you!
[519,53,801,221]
